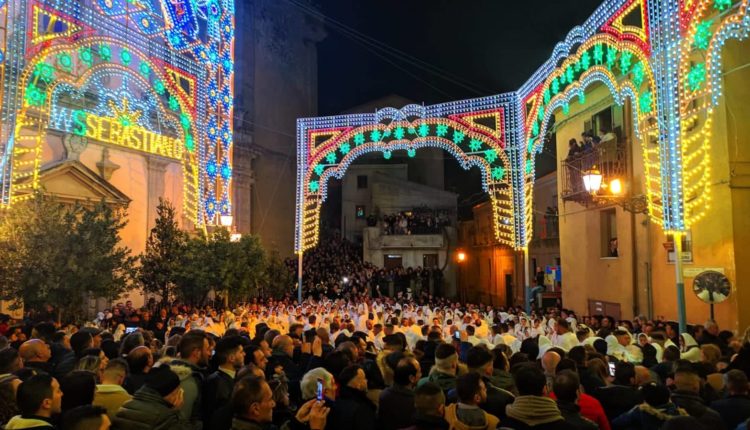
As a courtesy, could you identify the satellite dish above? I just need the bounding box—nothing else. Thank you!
[692,270,731,304]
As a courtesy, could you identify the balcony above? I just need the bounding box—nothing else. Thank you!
[561,138,628,206]
[531,213,559,244]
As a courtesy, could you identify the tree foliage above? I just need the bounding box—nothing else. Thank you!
[138,199,188,302]
[172,229,268,305]
[0,193,136,322]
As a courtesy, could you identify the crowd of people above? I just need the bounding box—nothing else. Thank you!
[381,208,451,236]
[2,294,750,430]
[284,237,445,300]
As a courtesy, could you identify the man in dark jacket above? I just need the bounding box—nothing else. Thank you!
[266,335,303,405]
[670,368,726,430]
[170,331,211,429]
[18,340,54,375]
[113,365,191,430]
[378,356,420,430]
[417,343,457,394]
[124,346,152,395]
[502,365,574,430]
[5,374,62,430]
[592,361,643,422]
[463,346,514,420]
[204,336,245,425]
[568,346,604,395]
[553,371,597,430]
[327,365,376,430]
[230,376,328,430]
[710,370,750,430]
[401,382,449,430]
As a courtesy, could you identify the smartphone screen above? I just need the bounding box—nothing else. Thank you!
[316,379,324,401]
[608,362,616,377]
[454,330,461,340]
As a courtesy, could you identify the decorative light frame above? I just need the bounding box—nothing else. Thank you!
[296,96,519,252]
[0,0,235,228]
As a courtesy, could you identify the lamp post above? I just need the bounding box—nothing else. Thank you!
[456,250,466,302]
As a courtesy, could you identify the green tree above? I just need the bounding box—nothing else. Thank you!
[172,230,269,306]
[262,249,293,298]
[0,193,136,322]
[139,198,188,303]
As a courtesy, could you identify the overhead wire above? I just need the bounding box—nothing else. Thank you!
[285,0,493,97]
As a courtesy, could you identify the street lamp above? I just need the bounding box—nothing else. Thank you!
[582,169,603,193]
[456,250,466,302]
[456,251,467,263]
[219,214,233,228]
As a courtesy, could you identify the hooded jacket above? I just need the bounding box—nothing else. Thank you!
[418,369,457,393]
[443,404,499,430]
[3,416,55,430]
[93,383,132,419]
[113,386,192,430]
[679,334,701,362]
[502,395,574,430]
[670,390,726,430]
[169,360,205,429]
[611,402,689,430]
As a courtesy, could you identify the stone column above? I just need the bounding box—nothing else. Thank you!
[146,156,170,233]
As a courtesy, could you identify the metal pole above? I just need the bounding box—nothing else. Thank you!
[524,248,531,314]
[673,232,687,333]
[297,251,303,304]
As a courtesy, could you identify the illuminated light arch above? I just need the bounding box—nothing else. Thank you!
[10,37,202,221]
[522,32,664,233]
[673,0,750,228]
[296,100,518,253]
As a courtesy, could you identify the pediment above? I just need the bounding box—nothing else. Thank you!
[16,161,131,206]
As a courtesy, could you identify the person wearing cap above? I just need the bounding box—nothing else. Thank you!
[113,365,190,430]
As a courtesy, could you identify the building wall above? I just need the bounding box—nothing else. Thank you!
[529,172,560,285]
[340,164,457,243]
[341,165,407,241]
[248,0,325,256]
[458,202,522,307]
[724,38,750,332]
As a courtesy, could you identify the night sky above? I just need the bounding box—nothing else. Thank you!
[316,0,603,115]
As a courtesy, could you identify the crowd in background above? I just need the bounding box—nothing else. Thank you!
[381,208,451,236]
[284,237,445,300]
[2,293,750,430]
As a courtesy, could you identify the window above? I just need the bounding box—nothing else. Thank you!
[355,205,365,219]
[423,254,438,268]
[666,231,693,263]
[600,208,618,258]
[357,175,368,189]
[384,255,402,269]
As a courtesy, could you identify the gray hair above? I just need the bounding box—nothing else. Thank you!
[300,367,334,400]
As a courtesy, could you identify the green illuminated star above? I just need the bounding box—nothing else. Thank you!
[484,149,498,164]
[469,139,482,152]
[693,20,713,50]
[452,130,465,144]
[687,63,706,91]
[436,124,448,137]
[492,166,505,181]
